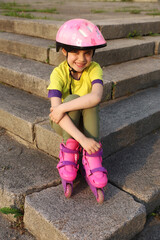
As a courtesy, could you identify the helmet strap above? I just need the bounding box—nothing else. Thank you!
[65,52,78,73]
[68,62,77,73]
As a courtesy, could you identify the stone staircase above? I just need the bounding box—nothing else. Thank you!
[0,15,160,240]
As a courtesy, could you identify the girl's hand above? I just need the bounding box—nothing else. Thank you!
[80,137,101,155]
[49,105,65,124]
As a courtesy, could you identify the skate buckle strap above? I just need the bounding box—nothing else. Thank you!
[58,161,79,169]
[89,167,108,176]
[61,144,79,154]
[85,148,103,157]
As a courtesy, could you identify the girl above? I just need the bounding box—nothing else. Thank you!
[48,19,108,203]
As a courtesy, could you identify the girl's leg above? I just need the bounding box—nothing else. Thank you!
[51,95,81,197]
[82,105,100,142]
[50,94,81,143]
[82,106,108,203]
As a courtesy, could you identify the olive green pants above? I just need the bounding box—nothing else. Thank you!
[50,94,100,143]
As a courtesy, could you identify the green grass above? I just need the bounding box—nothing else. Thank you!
[2,11,53,20]
[115,6,160,16]
[121,0,134,1]
[2,7,58,13]
[115,7,141,14]
[0,2,30,9]
[127,30,160,38]
[147,11,160,16]
[127,30,142,38]
[3,11,35,19]
[149,206,160,219]
[0,1,59,19]
[91,9,107,14]
[0,207,23,218]
[146,32,160,37]
[130,9,141,14]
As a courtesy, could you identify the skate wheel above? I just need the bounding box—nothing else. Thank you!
[97,189,104,204]
[65,184,72,198]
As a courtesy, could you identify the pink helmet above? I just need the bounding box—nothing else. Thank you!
[56,18,107,52]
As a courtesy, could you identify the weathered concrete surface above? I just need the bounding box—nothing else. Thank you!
[100,17,160,40]
[100,85,160,158]
[35,85,160,158]
[0,84,50,143]
[1,31,159,68]
[104,130,160,214]
[0,52,53,98]
[103,55,160,99]
[0,131,59,214]
[0,15,160,40]
[0,31,55,63]
[24,182,146,240]
[49,47,66,65]
[94,37,156,67]
[0,15,61,40]
[132,216,160,240]
[35,120,62,158]
[0,213,35,240]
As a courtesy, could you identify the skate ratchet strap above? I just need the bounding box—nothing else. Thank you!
[58,161,79,169]
[89,167,108,176]
[61,144,79,154]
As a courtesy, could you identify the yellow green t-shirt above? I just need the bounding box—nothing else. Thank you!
[47,60,103,101]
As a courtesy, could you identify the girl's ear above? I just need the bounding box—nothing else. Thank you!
[62,48,67,57]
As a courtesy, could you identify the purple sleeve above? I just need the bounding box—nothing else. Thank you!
[48,89,62,98]
[91,79,103,86]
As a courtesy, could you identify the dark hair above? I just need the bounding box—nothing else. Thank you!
[56,41,106,52]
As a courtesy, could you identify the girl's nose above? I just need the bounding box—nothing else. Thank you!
[79,52,85,62]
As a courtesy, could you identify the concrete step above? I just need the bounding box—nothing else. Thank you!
[0,31,160,67]
[103,55,160,100]
[0,129,146,240]
[0,31,63,65]
[24,183,145,240]
[0,15,61,40]
[1,83,160,159]
[0,15,160,40]
[0,83,50,143]
[0,212,35,240]
[104,129,160,214]
[94,36,160,67]
[24,130,160,240]
[0,128,59,214]
[1,52,160,101]
[0,52,54,99]
[35,85,160,158]
[132,215,160,240]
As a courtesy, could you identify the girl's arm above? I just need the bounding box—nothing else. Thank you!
[49,92,101,154]
[51,83,103,123]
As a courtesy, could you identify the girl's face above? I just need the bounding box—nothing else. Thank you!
[62,48,93,73]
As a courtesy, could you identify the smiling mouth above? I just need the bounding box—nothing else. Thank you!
[75,63,86,68]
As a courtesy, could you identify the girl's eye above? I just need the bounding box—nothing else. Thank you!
[71,50,79,54]
[85,51,92,56]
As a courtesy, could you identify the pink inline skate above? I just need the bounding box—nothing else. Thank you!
[57,138,80,198]
[82,145,108,203]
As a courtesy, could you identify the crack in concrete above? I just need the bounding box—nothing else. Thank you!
[32,118,49,144]
[25,179,61,196]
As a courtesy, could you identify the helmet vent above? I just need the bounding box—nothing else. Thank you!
[87,25,92,32]
[79,29,87,37]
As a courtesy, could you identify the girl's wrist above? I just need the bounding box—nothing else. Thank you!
[59,103,65,114]
[77,134,86,147]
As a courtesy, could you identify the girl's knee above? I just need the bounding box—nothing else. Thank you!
[63,94,80,103]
